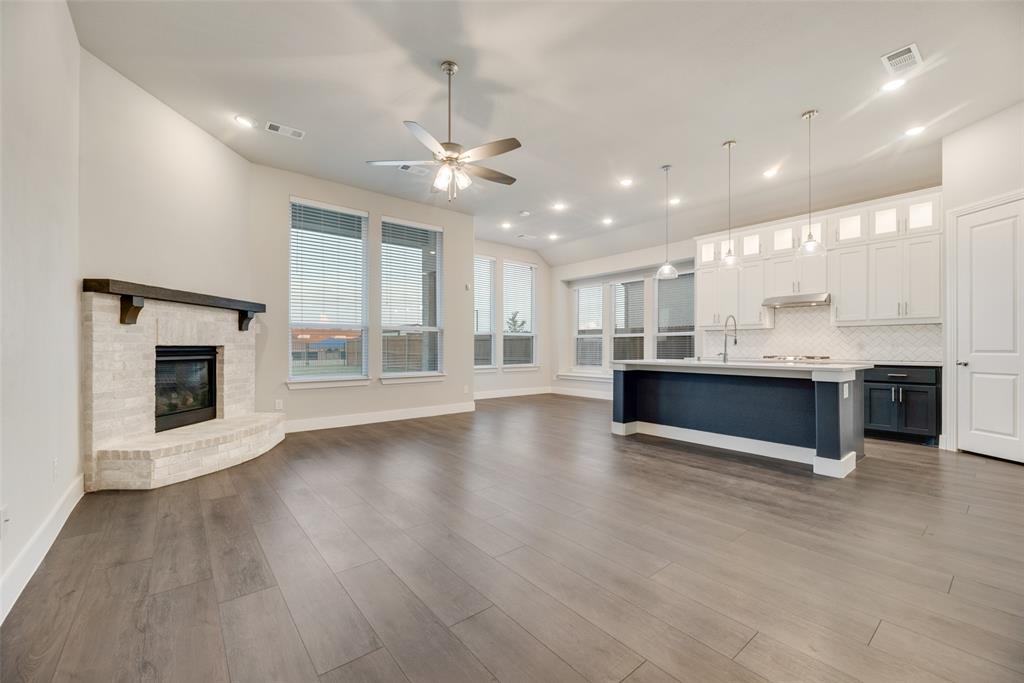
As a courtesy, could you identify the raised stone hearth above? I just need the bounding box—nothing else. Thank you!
[82,287,280,491]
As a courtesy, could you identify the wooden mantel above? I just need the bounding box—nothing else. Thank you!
[82,279,266,331]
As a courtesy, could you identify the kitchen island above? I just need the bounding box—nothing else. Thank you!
[612,359,873,478]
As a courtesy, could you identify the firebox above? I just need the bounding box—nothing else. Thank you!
[155,346,217,432]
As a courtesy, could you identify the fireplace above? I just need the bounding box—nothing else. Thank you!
[155,346,217,432]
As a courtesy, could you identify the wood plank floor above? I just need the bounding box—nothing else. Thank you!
[3,394,1024,683]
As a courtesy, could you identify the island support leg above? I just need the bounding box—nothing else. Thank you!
[812,374,864,478]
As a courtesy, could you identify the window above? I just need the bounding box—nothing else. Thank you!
[613,281,644,360]
[473,256,495,367]
[503,261,536,365]
[289,201,368,380]
[381,220,442,374]
[575,285,603,367]
[656,273,695,359]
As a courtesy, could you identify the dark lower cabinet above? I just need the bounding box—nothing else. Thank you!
[864,366,941,445]
[865,383,899,432]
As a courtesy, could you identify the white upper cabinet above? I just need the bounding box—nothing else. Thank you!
[717,267,739,323]
[871,204,902,238]
[831,209,867,246]
[771,225,797,253]
[796,251,827,293]
[697,239,717,268]
[737,261,771,328]
[766,255,797,298]
[742,233,762,258]
[869,193,942,239]
[906,195,941,234]
[903,234,942,319]
[695,268,719,326]
[868,241,904,321]
[829,246,868,323]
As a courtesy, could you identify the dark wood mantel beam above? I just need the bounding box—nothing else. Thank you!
[84,279,266,331]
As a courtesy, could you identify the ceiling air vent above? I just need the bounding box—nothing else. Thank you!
[398,164,430,177]
[881,43,922,76]
[265,121,306,140]
[516,234,537,241]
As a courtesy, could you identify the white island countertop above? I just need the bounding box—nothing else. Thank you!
[611,358,873,383]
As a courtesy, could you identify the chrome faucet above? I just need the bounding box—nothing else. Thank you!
[721,315,738,363]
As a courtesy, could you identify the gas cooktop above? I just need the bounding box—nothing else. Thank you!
[762,355,832,362]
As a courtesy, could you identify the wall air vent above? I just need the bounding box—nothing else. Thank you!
[265,121,306,140]
[881,43,922,76]
[398,164,430,177]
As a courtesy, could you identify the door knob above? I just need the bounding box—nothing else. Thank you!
[956,361,969,367]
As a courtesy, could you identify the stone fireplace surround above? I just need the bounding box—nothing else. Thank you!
[82,287,282,491]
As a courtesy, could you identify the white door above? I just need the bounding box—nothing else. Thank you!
[737,262,766,326]
[957,200,1024,462]
[766,256,796,298]
[904,234,942,320]
[717,266,739,323]
[695,268,719,327]
[796,252,828,293]
[868,241,903,321]
[830,246,868,323]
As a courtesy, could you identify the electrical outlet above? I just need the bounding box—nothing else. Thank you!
[0,506,9,540]
[843,383,850,399]
[274,399,284,411]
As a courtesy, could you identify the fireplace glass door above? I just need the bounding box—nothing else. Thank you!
[155,346,217,432]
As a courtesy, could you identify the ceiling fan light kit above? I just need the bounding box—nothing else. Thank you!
[367,60,521,202]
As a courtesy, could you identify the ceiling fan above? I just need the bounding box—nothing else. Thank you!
[367,60,521,201]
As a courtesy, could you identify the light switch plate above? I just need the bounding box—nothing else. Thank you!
[843,383,850,399]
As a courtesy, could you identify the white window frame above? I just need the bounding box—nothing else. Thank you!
[379,218,444,378]
[501,259,539,368]
[287,197,370,385]
[611,279,645,362]
[573,283,605,370]
[653,266,696,360]
[473,255,497,369]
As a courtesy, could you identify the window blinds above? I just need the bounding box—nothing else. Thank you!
[289,203,366,327]
[289,202,368,379]
[657,273,695,332]
[474,257,495,366]
[614,281,644,335]
[503,262,535,365]
[381,221,442,373]
[576,285,603,335]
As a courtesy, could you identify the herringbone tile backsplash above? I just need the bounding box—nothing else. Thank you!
[702,306,943,362]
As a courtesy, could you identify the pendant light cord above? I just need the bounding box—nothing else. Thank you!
[807,113,812,237]
[727,144,732,248]
[448,70,453,143]
[664,166,670,263]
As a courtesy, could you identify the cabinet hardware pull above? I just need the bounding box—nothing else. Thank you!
[887,373,908,377]
[891,387,895,402]
[956,361,969,367]
[899,387,903,402]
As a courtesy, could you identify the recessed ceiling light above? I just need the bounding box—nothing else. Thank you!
[602,217,613,226]
[500,222,512,229]
[881,79,905,92]
[619,178,633,188]
[763,166,779,178]
[518,210,531,217]
[548,233,559,240]
[552,202,567,211]
[234,115,256,128]
[905,125,926,137]
[668,197,681,206]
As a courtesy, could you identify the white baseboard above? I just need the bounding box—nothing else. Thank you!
[1,473,84,622]
[284,401,476,433]
[551,386,612,400]
[813,450,857,478]
[474,386,552,400]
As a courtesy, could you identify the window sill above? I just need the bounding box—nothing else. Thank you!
[502,364,540,372]
[287,377,371,390]
[380,372,447,385]
[474,366,498,374]
[557,371,612,383]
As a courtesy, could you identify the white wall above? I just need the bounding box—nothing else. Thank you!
[472,239,552,399]
[78,49,253,298]
[249,165,475,430]
[1,0,82,619]
[942,101,1024,212]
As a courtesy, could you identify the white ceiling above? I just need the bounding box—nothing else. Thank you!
[69,1,1023,265]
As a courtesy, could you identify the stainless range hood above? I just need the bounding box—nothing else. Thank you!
[762,292,831,308]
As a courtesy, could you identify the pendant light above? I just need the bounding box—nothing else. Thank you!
[798,109,822,256]
[656,164,679,280]
[721,140,739,268]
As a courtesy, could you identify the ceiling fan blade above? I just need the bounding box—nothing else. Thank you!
[366,160,438,166]
[463,164,516,185]
[459,137,522,162]
[404,121,446,156]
